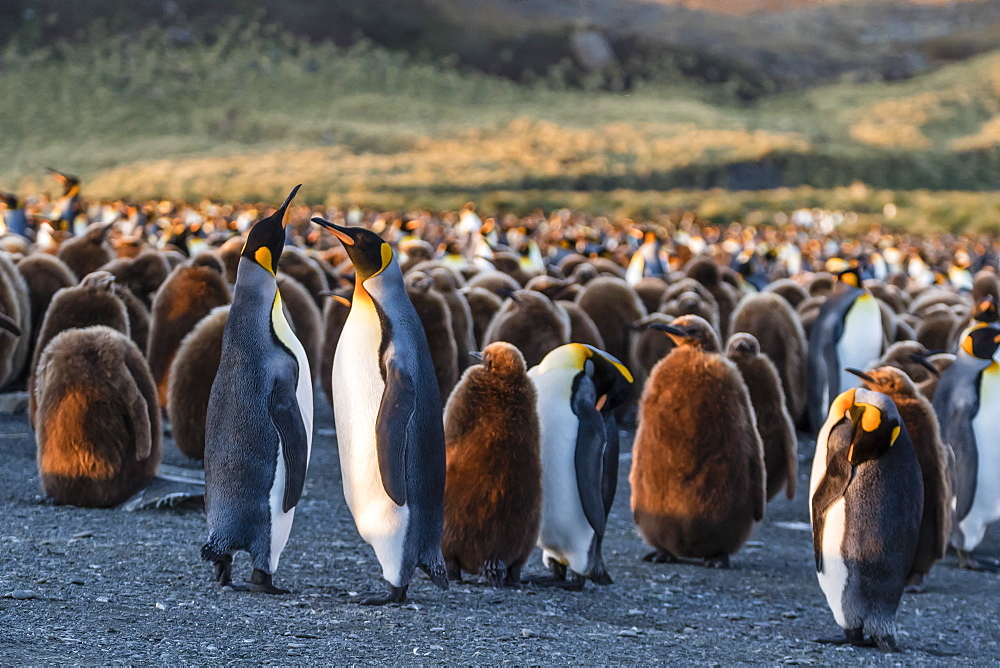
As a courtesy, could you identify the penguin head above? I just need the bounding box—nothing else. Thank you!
[846,366,918,399]
[537,343,633,411]
[649,315,720,352]
[830,387,903,466]
[961,326,1000,360]
[80,271,117,291]
[476,342,526,377]
[240,185,300,276]
[725,333,760,359]
[836,267,862,289]
[312,217,394,283]
[45,167,80,196]
[0,193,18,209]
[973,295,998,324]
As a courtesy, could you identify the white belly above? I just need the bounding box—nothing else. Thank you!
[816,498,849,629]
[333,302,410,586]
[836,294,883,393]
[960,366,1000,551]
[531,368,595,575]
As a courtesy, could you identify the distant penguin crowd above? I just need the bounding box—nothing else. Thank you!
[4,171,1000,651]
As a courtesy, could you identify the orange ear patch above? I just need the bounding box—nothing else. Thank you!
[255,247,274,275]
[859,403,881,432]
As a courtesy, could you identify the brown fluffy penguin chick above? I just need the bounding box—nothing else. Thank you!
[320,291,352,408]
[915,308,960,351]
[632,313,677,376]
[466,271,521,299]
[763,278,810,310]
[659,289,720,334]
[576,277,646,377]
[918,352,954,400]
[0,251,32,388]
[215,237,244,285]
[633,277,669,316]
[848,366,952,592]
[28,271,130,425]
[492,251,534,286]
[147,259,231,409]
[427,267,477,374]
[796,295,827,339]
[558,300,605,348]
[631,315,764,568]
[57,222,114,280]
[167,306,229,460]
[441,342,541,586]
[462,286,503,348]
[34,325,160,507]
[278,246,328,307]
[876,341,937,385]
[685,257,738,338]
[729,292,809,426]
[483,290,569,368]
[101,251,170,308]
[405,271,459,405]
[806,273,835,298]
[276,273,322,382]
[111,282,151,353]
[726,334,797,501]
[17,253,76,375]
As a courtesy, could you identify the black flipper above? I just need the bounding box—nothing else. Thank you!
[947,374,981,523]
[811,419,853,572]
[572,374,610,537]
[375,358,413,506]
[601,414,620,519]
[269,381,309,513]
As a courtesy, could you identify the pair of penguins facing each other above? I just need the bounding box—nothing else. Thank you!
[201,186,631,602]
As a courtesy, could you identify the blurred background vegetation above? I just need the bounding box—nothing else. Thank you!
[1,0,999,230]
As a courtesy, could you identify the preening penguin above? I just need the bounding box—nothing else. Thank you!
[631,316,764,568]
[931,326,1000,570]
[34,325,160,508]
[846,366,952,592]
[441,342,541,586]
[529,343,633,588]
[807,268,885,432]
[202,186,312,595]
[167,306,229,460]
[148,255,231,409]
[727,334,797,501]
[313,215,449,605]
[810,388,922,652]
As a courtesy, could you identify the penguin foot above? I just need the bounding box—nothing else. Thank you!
[815,627,865,647]
[643,550,678,564]
[248,569,289,595]
[704,554,731,569]
[903,572,925,593]
[957,550,1000,572]
[445,559,463,583]
[483,559,507,588]
[419,560,450,591]
[213,554,233,587]
[356,584,407,606]
[504,564,522,588]
[874,635,901,653]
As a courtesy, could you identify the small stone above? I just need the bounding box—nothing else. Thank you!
[70,579,85,586]
[288,643,306,649]
[619,629,640,638]
[10,590,37,600]
[155,602,166,610]
[96,597,110,603]
[782,611,799,619]
[521,629,536,638]
[429,645,444,651]
[72,531,93,539]
[682,627,696,634]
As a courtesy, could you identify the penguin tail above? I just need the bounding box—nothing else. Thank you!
[200,535,232,563]
[419,554,450,591]
[589,555,614,586]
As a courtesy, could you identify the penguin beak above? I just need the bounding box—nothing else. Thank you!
[311,217,356,246]
[0,313,21,337]
[907,353,940,377]
[273,184,301,229]
[469,351,484,363]
[45,167,78,187]
[845,367,875,384]
[649,322,687,345]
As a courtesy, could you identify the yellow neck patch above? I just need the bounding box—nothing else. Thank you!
[254,247,275,276]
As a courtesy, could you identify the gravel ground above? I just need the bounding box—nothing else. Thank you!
[2,392,999,665]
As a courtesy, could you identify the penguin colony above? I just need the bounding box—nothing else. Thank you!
[2,173,999,652]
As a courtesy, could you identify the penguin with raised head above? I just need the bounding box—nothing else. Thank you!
[932,326,1000,570]
[201,186,312,595]
[727,333,797,501]
[845,366,952,592]
[807,268,885,432]
[46,167,82,232]
[811,388,922,652]
[529,343,633,588]
[631,316,764,568]
[312,215,449,605]
[441,342,541,586]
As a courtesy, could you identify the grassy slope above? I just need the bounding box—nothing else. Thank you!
[2,26,999,228]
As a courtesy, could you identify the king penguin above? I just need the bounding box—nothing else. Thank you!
[807,268,885,432]
[312,215,449,605]
[201,186,312,594]
[932,325,1000,570]
[528,343,633,589]
[811,388,922,652]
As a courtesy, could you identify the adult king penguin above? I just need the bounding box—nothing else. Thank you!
[528,343,633,589]
[201,186,312,594]
[807,267,885,432]
[932,326,1000,570]
[811,388,922,652]
[312,215,449,605]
